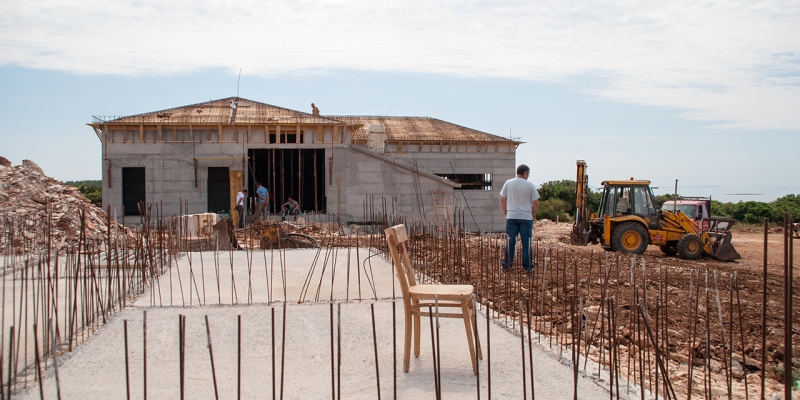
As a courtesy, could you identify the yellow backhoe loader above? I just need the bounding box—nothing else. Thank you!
[569,160,740,261]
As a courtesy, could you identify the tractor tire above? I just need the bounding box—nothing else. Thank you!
[611,222,649,255]
[659,244,678,256]
[677,234,704,259]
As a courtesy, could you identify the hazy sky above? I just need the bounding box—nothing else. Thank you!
[1,0,798,202]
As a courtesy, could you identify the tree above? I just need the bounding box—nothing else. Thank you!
[772,194,800,222]
[726,201,775,224]
[537,179,602,220]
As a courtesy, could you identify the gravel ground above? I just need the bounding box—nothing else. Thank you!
[19,249,622,399]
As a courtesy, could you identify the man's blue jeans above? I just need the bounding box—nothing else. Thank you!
[502,219,533,271]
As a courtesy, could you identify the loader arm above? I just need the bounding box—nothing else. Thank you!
[570,160,590,245]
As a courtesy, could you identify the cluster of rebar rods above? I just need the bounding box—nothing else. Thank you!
[1,197,796,399]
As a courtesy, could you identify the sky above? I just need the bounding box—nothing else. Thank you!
[1,0,798,203]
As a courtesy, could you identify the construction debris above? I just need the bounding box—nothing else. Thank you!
[0,158,131,255]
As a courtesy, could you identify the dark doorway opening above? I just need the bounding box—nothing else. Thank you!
[207,167,230,213]
[122,167,145,216]
[248,149,326,214]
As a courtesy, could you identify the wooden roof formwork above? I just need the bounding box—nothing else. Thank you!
[332,116,520,144]
[90,97,347,127]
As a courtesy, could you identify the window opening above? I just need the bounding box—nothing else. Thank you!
[435,173,492,190]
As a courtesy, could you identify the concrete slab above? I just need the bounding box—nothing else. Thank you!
[18,249,622,399]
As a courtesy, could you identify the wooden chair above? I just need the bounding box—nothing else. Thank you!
[385,224,482,375]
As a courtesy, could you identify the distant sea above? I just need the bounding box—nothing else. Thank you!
[651,186,800,203]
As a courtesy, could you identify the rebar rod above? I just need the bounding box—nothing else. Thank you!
[124,320,130,400]
[330,302,335,400]
[761,218,767,400]
[371,303,381,400]
[486,301,491,400]
[519,301,527,400]
[782,213,793,400]
[429,305,440,400]
[204,315,219,400]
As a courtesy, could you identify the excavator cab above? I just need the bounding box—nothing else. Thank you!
[596,181,659,228]
[592,180,659,253]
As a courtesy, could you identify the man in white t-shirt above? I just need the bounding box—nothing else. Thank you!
[500,164,540,272]
[235,188,247,228]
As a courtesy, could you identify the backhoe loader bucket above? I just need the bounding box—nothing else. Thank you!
[706,218,741,261]
[570,226,590,246]
[713,241,741,261]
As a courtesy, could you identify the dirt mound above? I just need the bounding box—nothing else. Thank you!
[0,158,130,255]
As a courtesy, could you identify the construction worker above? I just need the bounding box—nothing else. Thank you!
[500,164,539,272]
[280,196,301,221]
[235,188,248,228]
[254,183,269,221]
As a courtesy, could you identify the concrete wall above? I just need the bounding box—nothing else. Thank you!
[383,143,518,232]
[330,145,456,224]
[102,142,247,223]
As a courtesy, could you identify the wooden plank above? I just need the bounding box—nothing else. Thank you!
[276,125,281,143]
[317,126,323,142]
[229,170,243,227]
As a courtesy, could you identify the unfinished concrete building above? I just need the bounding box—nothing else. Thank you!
[88,97,521,231]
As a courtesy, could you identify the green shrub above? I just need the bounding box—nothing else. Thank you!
[537,180,601,218]
[65,180,102,206]
[537,198,573,222]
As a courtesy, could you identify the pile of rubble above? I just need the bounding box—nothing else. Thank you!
[0,157,131,255]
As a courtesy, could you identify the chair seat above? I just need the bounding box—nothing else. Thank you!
[408,284,474,299]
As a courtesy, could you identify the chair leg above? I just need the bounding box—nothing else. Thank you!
[470,301,483,360]
[404,310,412,372]
[413,312,421,357]
[461,300,478,375]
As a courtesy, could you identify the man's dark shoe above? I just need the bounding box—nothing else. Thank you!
[524,264,535,274]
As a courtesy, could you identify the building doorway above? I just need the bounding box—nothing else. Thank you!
[248,149,326,214]
[122,167,145,216]
[207,167,230,213]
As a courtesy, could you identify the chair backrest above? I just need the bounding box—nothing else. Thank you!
[385,224,417,303]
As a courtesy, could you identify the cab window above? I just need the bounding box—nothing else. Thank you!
[632,186,656,216]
